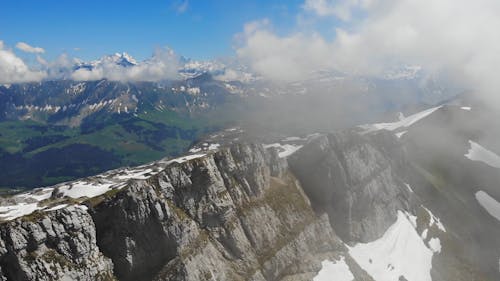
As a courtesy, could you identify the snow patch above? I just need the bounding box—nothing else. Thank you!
[16,188,53,202]
[208,143,220,150]
[428,238,442,253]
[168,153,206,164]
[263,143,303,158]
[57,181,116,199]
[465,141,500,169]
[461,106,472,111]
[188,143,220,153]
[0,203,42,220]
[362,106,442,133]
[421,229,428,240]
[45,204,68,212]
[422,207,446,232]
[476,190,500,222]
[349,211,436,281]
[75,205,89,211]
[115,168,154,180]
[313,256,354,281]
[189,147,202,153]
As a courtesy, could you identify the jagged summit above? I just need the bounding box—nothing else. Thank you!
[74,52,138,71]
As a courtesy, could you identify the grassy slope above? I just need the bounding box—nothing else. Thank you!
[0,107,235,188]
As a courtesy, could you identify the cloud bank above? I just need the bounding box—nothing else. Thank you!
[237,0,500,104]
[71,48,180,82]
[0,42,181,83]
[236,20,334,82]
[0,41,46,83]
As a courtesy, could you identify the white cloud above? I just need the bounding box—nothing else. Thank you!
[0,41,181,83]
[15,42,45,54]
[43,53,84,80]
[71,47,180,82]
[0,41,46,83]
[236,20,334,81]
[236,0,500,105]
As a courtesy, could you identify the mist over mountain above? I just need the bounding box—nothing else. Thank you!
[0,62,458,189]
[1,0,500,281]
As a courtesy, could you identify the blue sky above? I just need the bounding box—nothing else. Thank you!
[0,0,305,61]
[0,0,494,100]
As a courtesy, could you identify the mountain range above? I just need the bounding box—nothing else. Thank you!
[0,52,459,189]
[0,100,499,280]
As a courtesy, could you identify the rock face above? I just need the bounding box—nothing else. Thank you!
[288,131,414,243]
[0,206,114,281]
[91,144,349,281]
[0,130,484,280]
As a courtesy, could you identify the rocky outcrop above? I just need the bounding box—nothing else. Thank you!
[288,131,414,243]
[91,144,348,281]
[0,206,114,281]
[0,132,416,281]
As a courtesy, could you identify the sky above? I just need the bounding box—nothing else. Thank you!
[0,0,305,61]
[2,0,500,108]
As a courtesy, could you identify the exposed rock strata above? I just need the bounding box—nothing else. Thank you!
[0,133,417,281]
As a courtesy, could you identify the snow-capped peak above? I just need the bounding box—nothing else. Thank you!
[99,52,137,67]
[74,52,137,71]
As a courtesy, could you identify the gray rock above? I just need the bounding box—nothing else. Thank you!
[0,206,114,280]
[288,131,415,242]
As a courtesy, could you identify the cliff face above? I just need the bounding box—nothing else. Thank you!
[0,206,114,281]
[90,144,349,281]
[288,131,414,243]
[0,131,450,281]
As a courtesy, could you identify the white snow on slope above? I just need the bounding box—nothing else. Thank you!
[208,143,220,150]
[264,143,303,158]
[423,207,446,232]
[461,106,472,111]
[421,229,428,240]
[313,257,354,281]
[58,181,117,199]
[189,147,202,153]
[364,106,442,132]
[168,153,206,164]
[189,143,220,153]
[45,204,68,211]
[115,168,155,180]
[349,211,437,281]
[465,141,500,169]
[428,238,442,253]
[476,190,500,221]
[0,203,42,221]
[16,188,53,201]
[0,150,213,221]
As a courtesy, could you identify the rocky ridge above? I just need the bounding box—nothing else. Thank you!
[0,129,487,280]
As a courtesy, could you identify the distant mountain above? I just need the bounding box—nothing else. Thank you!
[0,62,461,189]
[0,77,248,188]
[74,52,138,71]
